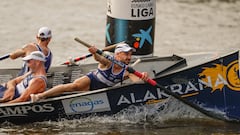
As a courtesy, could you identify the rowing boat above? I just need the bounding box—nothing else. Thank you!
[0,54,186,124]
[0,50,239,124]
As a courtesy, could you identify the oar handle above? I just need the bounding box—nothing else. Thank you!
[126,66,157,86]
[74,37,117,52]
[74,37,91,48]
[0,54,10,61]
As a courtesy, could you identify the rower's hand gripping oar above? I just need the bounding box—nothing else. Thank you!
[0,50,25,61]
[75,38,218,119]
[0,54,10,61]
[62,38,117,65]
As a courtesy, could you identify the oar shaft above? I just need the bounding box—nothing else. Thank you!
[126,67,157,86]
[74,37,117,52]
[74,37,91,48]
[74,54,92,62]
[62,54,93,65]
[0,54,10,61]
[62,37,117,65]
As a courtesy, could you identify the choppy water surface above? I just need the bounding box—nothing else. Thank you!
[0,0,240,134]
[0,99,240,134]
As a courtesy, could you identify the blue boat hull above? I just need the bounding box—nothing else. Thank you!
[155,51,240,122]
[0,51,239,124]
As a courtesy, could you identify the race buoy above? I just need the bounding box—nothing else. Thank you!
[106,0,156,57]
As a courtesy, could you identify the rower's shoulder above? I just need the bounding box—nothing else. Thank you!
[22,42,37,49]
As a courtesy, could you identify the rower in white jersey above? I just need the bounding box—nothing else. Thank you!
[0,51,47,104]
[9,27,52,76]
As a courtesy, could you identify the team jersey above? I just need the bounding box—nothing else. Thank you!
[14,74,47,99]
[18,44,52,76]
[0,73,47,100]
[87,62,126,90]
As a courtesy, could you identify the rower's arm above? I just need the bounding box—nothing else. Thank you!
[9,49,25,59]
[9,43,36,59]
[89,46,111,66]
[7,77,46,103]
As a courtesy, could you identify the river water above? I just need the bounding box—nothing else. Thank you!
[0,0,240,134]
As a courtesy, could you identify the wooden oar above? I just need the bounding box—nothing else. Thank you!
[62,38,117,65]
[75,37,117,52]
[0,54,10,61]
[75,38,218,120]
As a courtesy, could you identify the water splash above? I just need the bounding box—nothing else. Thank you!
[42,96,210,126]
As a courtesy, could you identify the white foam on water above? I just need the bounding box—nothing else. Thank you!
[35,96,211,127]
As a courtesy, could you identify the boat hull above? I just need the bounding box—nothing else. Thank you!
[0,51,239,124]
[156,51,240,122]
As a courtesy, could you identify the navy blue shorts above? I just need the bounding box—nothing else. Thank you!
[0,85,7,98]
[86,72,109,90]
[0,85,19,99]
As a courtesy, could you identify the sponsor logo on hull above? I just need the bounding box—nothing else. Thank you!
[0,104,55,118]
[62,93,111,115]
